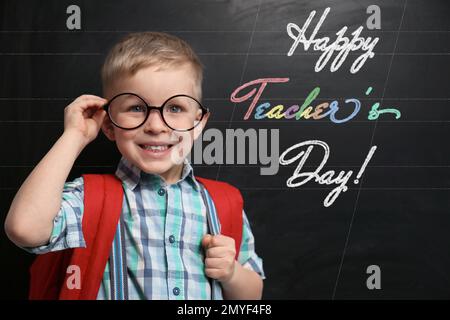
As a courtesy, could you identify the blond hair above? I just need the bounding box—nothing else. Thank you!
[101,32,204,99]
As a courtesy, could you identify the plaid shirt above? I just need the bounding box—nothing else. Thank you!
[25,156,265,300]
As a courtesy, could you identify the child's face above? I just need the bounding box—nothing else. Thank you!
[101,63,208,183]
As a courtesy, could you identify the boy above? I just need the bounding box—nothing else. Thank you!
[4,32,265,300]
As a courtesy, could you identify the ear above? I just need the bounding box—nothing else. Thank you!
[101,115,116,141]
[192,112,210,141]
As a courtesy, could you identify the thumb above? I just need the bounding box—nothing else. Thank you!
[201,234,213,249]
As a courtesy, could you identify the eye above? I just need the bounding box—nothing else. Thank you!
[167,104,182,113]
[128,104,145,113]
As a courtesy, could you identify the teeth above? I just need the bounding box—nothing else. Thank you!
[142,145,169,151]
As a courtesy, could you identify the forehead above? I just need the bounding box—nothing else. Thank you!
[110,63,198,103]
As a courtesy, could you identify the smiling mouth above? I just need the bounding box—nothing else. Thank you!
[138,144,175,152]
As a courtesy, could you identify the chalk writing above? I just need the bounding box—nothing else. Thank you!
[279,140,377,207]
[286,7,379,73]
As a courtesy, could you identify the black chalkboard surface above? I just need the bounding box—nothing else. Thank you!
[1,0,450,299]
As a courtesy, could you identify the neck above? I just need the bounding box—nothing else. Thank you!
[159,163,185,185]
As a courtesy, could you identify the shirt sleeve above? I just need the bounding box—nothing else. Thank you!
[22,176,86,254]
[237,210,266,280]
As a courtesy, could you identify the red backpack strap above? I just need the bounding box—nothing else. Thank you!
[29,174,123,300]
[195,176,243,260]
[29,248,73,299]
[59,174,123,299]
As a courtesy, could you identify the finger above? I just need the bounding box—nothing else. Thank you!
[76,94,108,102]
[77,97,108,107]
[205,246,234,258]
[209,234,235,248]
[205,257,230,269]
[92,108,107,124]
[67,101,106,116]
[82,104,106,118]
[201,234,213,249]
[79,103,108,120]
[71,96,108,110]
[205,268,227,280]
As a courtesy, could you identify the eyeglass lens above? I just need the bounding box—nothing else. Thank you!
[107,94,204,131]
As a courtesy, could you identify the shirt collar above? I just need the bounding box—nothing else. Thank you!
[115,156,201,191]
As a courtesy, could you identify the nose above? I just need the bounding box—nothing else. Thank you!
[142,108,169,133]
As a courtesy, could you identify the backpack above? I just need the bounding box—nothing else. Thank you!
[28,174,243,300]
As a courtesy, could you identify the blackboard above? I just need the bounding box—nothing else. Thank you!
[1,0,450,299]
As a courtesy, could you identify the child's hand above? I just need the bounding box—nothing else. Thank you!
[63,94,108,146]
[201,234,236,284]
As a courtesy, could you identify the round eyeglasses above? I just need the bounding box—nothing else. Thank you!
[103,93,209,132]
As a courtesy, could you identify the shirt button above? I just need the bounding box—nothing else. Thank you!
[169,235,176,244]
[158,188,165,196]
[173,287,180,296]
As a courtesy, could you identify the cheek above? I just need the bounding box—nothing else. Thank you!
[168,132,194,163]
[176,132,194,148]
[192,122,205,141]
[114,129,138,146]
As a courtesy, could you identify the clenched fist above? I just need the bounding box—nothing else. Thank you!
[202,234,237,284]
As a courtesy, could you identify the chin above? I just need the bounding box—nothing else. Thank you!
[137,160,175,175]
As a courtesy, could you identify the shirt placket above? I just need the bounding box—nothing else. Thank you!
[163,184,185,300]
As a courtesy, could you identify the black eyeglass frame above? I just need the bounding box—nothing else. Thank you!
[103,93,209,132]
